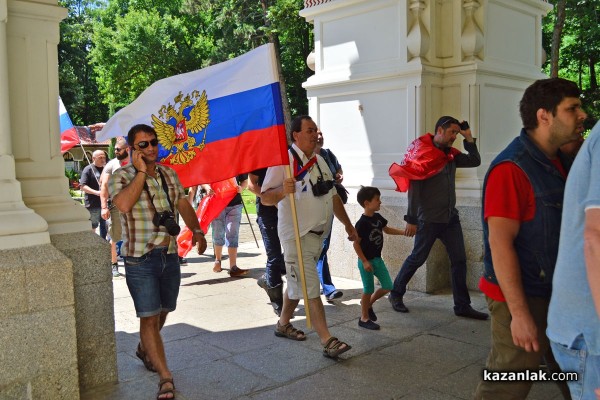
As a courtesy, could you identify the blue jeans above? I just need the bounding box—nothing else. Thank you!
[316,220,337,296]
[124,247,181,318]
[212,204,242,247]
[391,214,471,312]
[257,210,285,288]
[551,335,600,400]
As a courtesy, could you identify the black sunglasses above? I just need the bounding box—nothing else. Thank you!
[114,147,125,152]
[135,139,159,149]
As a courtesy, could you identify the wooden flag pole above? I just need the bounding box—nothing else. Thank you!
[284,165,312,329]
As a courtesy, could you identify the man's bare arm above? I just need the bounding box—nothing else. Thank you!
[332,194,358,241]
[584,208,600,318]
[488,216,539,352]
[100,171,111,220]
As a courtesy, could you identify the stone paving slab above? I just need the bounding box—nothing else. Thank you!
[82,221,563,400]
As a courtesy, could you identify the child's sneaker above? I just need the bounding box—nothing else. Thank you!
[358,318,380,330]
[368,307,377,321]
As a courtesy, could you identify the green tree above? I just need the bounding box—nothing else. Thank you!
[90,2,213,113]
[543,0,599,126]
[59,0,109,125]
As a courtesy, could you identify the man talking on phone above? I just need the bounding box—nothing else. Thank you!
[109,124,207,400]
[388,116,488,320]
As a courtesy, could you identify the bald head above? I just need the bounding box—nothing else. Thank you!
[92,150,107,167]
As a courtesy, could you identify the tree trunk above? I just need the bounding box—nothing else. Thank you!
[590,56,598,90]
[551,0,567,78]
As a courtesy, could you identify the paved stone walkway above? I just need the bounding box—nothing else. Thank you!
[82,218,563,400]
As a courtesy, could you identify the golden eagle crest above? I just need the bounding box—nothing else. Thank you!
[152,89,210,165]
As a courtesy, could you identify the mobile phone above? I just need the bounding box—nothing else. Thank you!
[459,121,470,130]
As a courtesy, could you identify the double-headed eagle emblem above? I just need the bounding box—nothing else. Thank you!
[152,89,210,165]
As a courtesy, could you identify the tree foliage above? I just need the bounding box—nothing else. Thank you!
[543,0,600,126]
[59,0,313,121]
[58,0,108,125]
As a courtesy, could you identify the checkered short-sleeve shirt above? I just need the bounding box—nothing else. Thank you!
[108,164,185,257]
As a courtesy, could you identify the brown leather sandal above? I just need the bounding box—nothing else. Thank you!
[213,260,222,273]
[157,377,175,399]
[136,343,156,372]
[274,321,306,341]
[322,336,351,358]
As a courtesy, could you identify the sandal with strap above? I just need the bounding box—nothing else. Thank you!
[213,260,222,273]
[274,321,306,341]
[136,343,156,372]
[322,336,352,359]
[157,377,175,400]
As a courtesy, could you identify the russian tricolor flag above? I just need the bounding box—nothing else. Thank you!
[97,43,288,187]
[60,97,80,154]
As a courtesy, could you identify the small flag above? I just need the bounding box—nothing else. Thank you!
[60,97,79,154]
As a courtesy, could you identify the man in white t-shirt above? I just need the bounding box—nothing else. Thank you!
[261,115,357,359]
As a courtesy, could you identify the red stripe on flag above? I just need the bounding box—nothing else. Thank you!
[163,124,288,187]
[61,127,80,153]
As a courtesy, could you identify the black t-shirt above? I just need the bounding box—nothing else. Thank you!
[79,164,103,208]
[355,213,388,260]
[227,174,248,207]
[251,168,277,217]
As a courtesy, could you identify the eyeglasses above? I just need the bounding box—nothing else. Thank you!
[135,139,159,149]
[114,147,124,152]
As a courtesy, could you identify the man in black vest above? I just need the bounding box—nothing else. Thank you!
[475,78,586,399]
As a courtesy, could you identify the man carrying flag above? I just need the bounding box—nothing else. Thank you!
[260,115,357,359]
[388,116,487,320]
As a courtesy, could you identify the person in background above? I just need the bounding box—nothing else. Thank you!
[80,149,107,239]
[101,137,129,277]
[203,174,249,277]
[249,168,286,316]
[314,128,344,301]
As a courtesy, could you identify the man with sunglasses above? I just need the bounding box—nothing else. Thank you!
[389,116,488,320]
[100,137,129,277]
[109,124,207,400]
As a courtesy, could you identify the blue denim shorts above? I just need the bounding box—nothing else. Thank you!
[124,246,181,318]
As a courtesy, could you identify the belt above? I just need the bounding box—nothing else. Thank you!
[309,230,324,236]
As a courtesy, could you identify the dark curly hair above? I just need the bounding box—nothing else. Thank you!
[519,78,581,131]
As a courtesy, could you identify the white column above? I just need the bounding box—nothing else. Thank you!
[7,0,90,235]
[0,0,49,249]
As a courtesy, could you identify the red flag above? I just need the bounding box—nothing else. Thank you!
[177,178,238,257]
[389,133,461,192]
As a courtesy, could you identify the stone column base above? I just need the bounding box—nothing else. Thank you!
[50,232,117,391]
[0,244,80,399]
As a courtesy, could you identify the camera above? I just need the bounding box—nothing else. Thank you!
[311,177,334,197]
[152,211,181,236]
[459,120,470,130]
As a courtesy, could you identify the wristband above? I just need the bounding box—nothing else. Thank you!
[193,228,205,236]
[138,171,148,176]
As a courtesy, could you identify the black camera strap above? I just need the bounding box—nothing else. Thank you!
[140,167,175,213]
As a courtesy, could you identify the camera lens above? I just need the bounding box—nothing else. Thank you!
[164,217,181,236]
